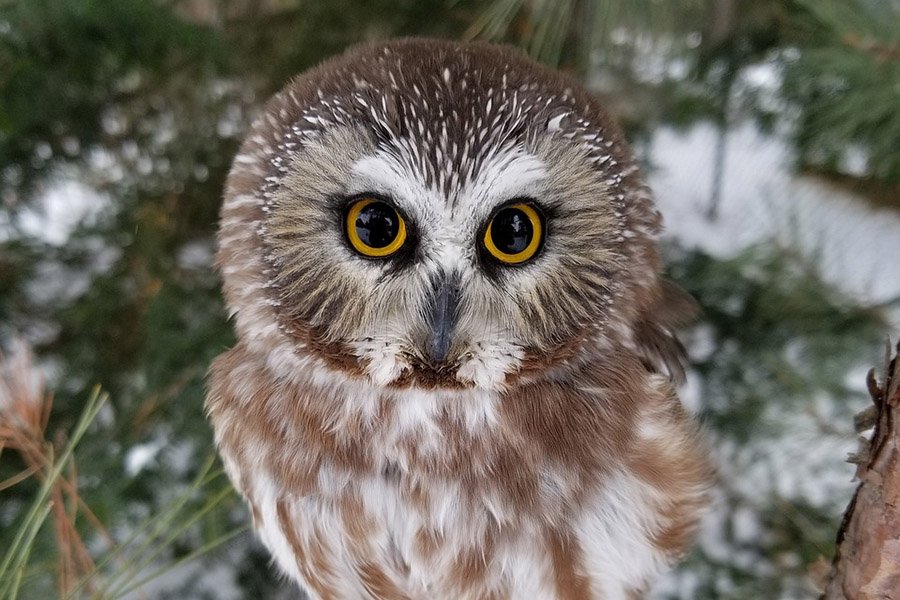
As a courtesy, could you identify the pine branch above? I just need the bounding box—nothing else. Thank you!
[840,33,900,63]
[822,340,900,598]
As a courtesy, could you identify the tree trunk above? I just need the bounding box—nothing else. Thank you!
[823,341,900,599]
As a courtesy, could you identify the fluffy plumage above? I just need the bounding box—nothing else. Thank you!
[207,38,713,599]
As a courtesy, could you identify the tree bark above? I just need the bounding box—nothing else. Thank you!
[823,341,900,599]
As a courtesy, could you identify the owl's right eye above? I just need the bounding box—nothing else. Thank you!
[345,197,408,258]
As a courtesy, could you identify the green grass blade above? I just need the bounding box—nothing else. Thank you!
[0,501,53,600]
[99,484,236,599]
[0,387,107,593]
[68,456,222,599]
[114,524,248,598]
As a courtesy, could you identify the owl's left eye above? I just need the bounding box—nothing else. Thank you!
[345,197,408,258]
[482,202,544,265]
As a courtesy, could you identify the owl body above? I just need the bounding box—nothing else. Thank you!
[207,39,712,599]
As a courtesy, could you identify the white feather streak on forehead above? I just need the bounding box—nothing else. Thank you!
[349,152,435,211]
[459,148,547,225]
[350,147,547,231]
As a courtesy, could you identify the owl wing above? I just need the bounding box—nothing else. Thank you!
[632,279,696,385]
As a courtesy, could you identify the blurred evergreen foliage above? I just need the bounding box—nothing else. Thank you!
[0,0,228,195]
[471,0,900,198]
[782,0,900,186]
[0,0,895,598]
[674,245,883,442]
[662,244,885,598]
[466,0,790,133]
[465,0,708,72]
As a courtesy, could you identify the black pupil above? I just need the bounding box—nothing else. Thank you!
[355,202,399,248]
[490,207,533,255]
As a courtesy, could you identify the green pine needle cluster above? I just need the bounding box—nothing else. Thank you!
[783,0,900,185]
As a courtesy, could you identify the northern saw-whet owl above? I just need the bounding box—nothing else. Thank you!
[207,38,713,600]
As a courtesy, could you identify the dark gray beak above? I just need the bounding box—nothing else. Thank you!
[427,271,461,364]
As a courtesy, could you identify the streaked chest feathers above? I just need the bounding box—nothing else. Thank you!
[208,344,710,600]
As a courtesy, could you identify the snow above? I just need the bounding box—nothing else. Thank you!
[17,178,111,246]
[121,553,245,600]
[177,240,216,270]
[124,438,167,477]
[648,121,900,330]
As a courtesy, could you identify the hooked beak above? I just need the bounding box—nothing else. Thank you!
[427,271,461,364]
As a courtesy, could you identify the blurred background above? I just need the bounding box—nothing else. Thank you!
[1,0,898,598]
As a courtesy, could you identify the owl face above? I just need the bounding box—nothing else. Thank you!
[219,40,662,391]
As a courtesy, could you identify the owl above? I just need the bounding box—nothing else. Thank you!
[206,38,713,600]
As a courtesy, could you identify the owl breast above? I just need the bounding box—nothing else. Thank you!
[207,343,711,600]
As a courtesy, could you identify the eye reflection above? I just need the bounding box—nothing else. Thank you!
[490,208,532,254]
[345,198,407,258]
[483,203,544,265]
[356,202,400,248]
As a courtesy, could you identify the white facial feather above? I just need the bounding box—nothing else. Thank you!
[344,149,550,391]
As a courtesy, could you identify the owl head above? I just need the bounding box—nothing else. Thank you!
[217,39,681,392]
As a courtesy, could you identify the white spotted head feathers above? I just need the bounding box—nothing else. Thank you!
[217,38,674,391]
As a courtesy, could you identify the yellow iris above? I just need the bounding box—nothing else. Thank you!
[483,203,543,264]
[345,198,407,258]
